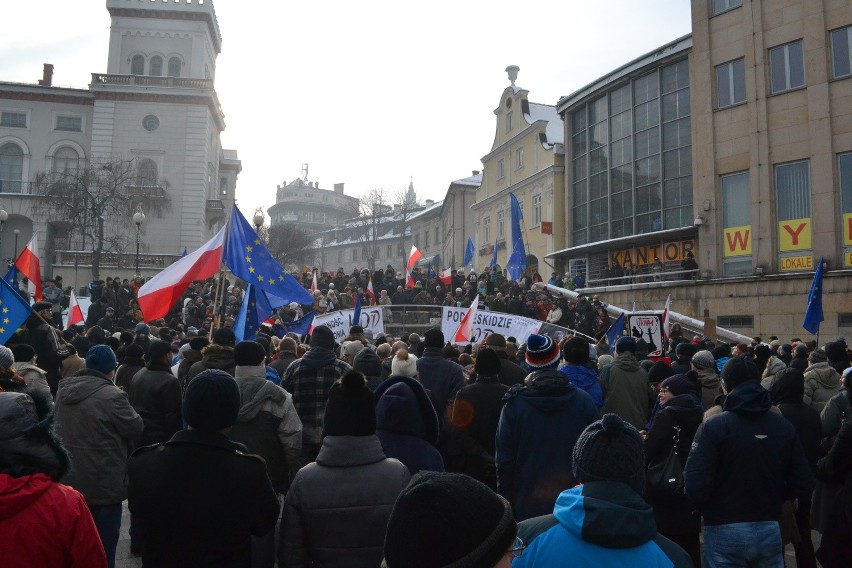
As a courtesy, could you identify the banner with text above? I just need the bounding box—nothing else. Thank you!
[312,307,384,341]
[441,307,540,346]
[628,313,664,357]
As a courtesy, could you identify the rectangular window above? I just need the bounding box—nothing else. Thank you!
[387,245,393,258]
[831,26,852,79]
[338,251,343,263]
[532,194,542,226]
[352,249,358,262]
[424,231,429,248]
[839,313,852,327]
[506,111,513,133]
[516,147,524,169]
[55,115,82,132]
[770,40,805,94]
[721,171,752,276]
[435,227,439,243]
[716,58,746,108]
[497,210,505,239]
[840,153,852,214]
[0,112,27,128]
[712,0,742,15]
[483,216,490,243]
[718,315,753,328]
[498,159,505,179]
[775,161,811,221]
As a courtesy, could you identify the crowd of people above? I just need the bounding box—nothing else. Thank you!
[1,264,852,567]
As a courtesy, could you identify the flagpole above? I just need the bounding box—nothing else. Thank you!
[210,267,227,339]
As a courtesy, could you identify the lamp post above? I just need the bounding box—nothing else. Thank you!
[12,229,19,266]
[253,207,264,234]
[133,206,146,276]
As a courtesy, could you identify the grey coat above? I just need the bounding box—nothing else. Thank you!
[803,362,841,413]
[279,435,410,567]
[55,369,143,505]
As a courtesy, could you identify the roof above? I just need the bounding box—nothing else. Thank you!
[525,102,563,145]
[408,200,443,222]
[452,173,482,187]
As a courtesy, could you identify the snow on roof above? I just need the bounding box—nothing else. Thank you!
[525,102,564,145]
[453,173,482,187]
[408,200,444,221]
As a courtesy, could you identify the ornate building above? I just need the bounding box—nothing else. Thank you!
[268,174,358,237]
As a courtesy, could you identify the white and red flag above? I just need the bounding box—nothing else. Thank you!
[65,289,84,329]
[310,270,317,293]
[453,297,479,344]
[365,276,377,305]
[137,226,226,321]
[662,295,671,340]
[438,268,453,286]
[15,232,42,301]
[405,245,423,288]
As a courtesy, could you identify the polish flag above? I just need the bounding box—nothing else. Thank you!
[405,245,423,289]
[310,270,317,293]
[137,226,226,321]
[15,232,42,301]
[453,297,479,344]
[438,268,453,286]
[365,276,376,305]
[65,289,84,329]
[661,295,671,340]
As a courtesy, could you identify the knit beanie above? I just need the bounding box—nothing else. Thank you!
[562,337,590,365]
[525,334,560,369]
[234,340,267,366]
[85,344,117,375]
[424,328,443,348]
[660,372,699,397]
[825,341,847,363]
[145,340,172,364]
[0,346,15,370]
[391,349,418,378]
[572,413,645,495]
[382,472,517,568]
[675,342,699,359]
[647,361,675,384]
[615,336,637,354]
[323,370,376,437]
[353,348,383,380]
[474,348,501,375]
[11,344,35,363]
[720,356,760,391]
[310,325,336,351]
[182,369,240,432]
[808,349,828,364]
[189,336,210,351]
[212,327,236,347]
[134,323,151,335]
[691,350,716,371]
[712,345,731,360]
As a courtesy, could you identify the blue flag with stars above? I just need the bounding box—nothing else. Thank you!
[0,272,32,345]
[490,239,498,269]
[464,237,474,268]
[234,284,274,342]
[4,265,19,289]
[275,311,316,338]
[224,208,314,306]
[802,256,824,335]
[606,312,626,355]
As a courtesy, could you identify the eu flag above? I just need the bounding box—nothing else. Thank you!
[0,274,32,345]
[3,265,19,289]
[606,312,626,355]
[490,239,498,269]
[276,311,316,338]
[224,208,314,306]
[350,293,362,327]
[506,193,527,282]
[464,237,474,268]
[234,284,274,342]
[802,257,824,335]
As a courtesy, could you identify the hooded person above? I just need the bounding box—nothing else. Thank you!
[177,336,209,392]
[282,325,352,465]
[128,369,280,567]
[186,328,237,383]
[279,370,410,567]
[10,344,51,401]
[513,414,693,567]
[803,349,841,412]
[670,342,699,375]
[558,337,604,410]
[450,348,509,488]
[768,368,822,568]
[496,334,598,521]
[374,374,444,475]
[760,354,788,392]
[353,347,385,391]
[128,340,183,448]
[114,343,145,392]
[0,388,107,567]
[690,349,723,411]
[825,340,850,376]
[269,337,299,379]
[599,336,654,430]
[381,471,519,568]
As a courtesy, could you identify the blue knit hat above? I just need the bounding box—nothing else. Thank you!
[525,334,560,369]
[85,345,117,374]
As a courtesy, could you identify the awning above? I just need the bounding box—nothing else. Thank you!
[545,226,697,259]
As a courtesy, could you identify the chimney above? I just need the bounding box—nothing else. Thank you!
[393,204,401,214]
[426,199,434,207]
[472,170,480,176]
[334,183,344,194]
[38,63,54,87]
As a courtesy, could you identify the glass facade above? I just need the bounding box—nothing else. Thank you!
[571,58,692,246]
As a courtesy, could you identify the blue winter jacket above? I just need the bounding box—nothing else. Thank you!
[496,369,597,521]
[514,482,693,567]
[558,363,604,410]
[415,347,466,413]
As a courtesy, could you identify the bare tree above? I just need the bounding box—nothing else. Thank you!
[266,223,317,270]
[33,156,170,279]
[353,188,389,274]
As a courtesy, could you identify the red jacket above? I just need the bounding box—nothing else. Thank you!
[0,473,106,567]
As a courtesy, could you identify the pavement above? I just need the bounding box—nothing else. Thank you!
[115,500,821,568]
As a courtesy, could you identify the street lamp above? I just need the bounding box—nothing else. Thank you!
[133,206,146,276]
[253,207,265,234]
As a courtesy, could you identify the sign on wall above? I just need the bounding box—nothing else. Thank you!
[779,218,812,251]
[844,213,852,247]
[723,225,752,257]
[627,313,664,357]
[611,239,695,268]
[779,255,814,272]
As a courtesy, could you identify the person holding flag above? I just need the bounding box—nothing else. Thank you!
[405,245,423,289]
[16,297,69,396]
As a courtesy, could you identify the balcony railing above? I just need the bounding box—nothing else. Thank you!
[0,180,34,195]
[206,199,225,211]
[91,73,214,90]
[53,250,183,270]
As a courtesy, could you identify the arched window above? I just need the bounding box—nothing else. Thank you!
[131,55,145,75]
[137,159,158,187]
[53,146,80,177]
[167,57,181,78]
[149,56,163,76]
[0,143,24,193]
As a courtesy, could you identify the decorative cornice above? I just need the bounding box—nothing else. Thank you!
[108,7,221,54]
[0,89,94,106]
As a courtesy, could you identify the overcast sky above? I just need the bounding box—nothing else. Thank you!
[2,1,692,219]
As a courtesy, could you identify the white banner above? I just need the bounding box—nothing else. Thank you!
[441,307,540,346]
[628,312,664,357]
[312,307,385,342]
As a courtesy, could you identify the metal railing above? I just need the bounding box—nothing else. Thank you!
[586,267,699,287]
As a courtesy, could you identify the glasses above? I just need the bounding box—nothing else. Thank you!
[509,536,525,558]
